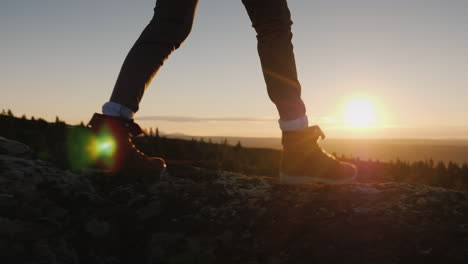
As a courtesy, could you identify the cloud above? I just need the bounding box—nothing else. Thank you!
[136,115,340,124]
[136,116,277,122]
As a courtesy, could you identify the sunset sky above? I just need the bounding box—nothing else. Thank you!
[2,0,468,138]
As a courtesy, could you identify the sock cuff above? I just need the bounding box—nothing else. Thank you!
[279,115,309,131]
[102,102,135,120]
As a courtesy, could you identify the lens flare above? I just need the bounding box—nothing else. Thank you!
[90,127,118,169]
[96,135,116,157]
[66,125,118,171]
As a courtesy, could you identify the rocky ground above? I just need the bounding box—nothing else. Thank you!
[1,137,467,264]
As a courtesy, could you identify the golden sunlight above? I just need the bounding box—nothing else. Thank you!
[343,98,377,128]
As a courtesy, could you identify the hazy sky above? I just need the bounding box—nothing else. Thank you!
[2,0,468,138]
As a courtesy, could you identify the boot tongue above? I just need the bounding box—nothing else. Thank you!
[306,125,326,141]
[127,121,145,137]
[281,125,326,147]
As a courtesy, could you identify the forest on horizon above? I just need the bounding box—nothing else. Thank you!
[1,109,467,192]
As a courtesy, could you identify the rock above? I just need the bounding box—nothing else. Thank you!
[0,137,32,158]
[84,218,110,238]
[0,139,467,264]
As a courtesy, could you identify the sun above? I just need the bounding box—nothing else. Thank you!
[343,98,377,128]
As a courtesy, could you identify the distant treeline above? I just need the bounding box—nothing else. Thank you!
[1,109,467,192]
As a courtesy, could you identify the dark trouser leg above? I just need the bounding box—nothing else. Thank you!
[110,0,199,112]
[242,0,306,121]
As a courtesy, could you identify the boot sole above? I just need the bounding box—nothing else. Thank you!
[279,170,357,185]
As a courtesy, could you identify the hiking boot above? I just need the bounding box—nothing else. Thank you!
[280,125,357,184]
[87,113,166,183]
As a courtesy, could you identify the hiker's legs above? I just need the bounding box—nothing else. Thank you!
[91,1,201,178]
[242,0,357,184]
[242,0,307,128]
[106,0,199,116]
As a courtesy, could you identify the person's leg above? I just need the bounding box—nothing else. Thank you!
[90,0,199,180]
[241,0,307,131]
[104,0,199,119]
[242,0,357,184]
